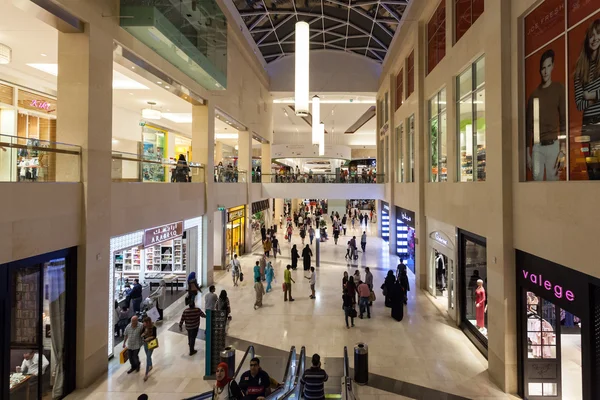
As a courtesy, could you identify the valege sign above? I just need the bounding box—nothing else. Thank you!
[144,221,183,247]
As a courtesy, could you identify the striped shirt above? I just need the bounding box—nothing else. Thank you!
[179,307,205,330]
[575,63,600,125]
[301,367,328,400]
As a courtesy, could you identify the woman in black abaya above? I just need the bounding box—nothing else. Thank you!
[381,270,395,308]
[302,244,313,271]
[291,245,299,270]
[390,279,404,321]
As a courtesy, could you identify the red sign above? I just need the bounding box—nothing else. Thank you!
[524,0,565,55]
[144,221,183,247]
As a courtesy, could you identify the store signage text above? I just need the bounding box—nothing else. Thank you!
[400,212,412,224]
[144,221,183,247]
[434,232,448,246]
[228,210,244,222]
[521,269,575,301]
[30,99,52,111]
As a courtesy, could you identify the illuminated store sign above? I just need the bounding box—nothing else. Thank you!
[144,221,183,247]
[30,99,52,111]
[521,269,575,301]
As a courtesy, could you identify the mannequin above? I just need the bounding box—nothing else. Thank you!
[475,279,486,329]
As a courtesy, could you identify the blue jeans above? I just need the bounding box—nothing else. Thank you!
[359,297,370,318]
[144,343,153,375]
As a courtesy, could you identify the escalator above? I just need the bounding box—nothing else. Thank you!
[342,346,358,400]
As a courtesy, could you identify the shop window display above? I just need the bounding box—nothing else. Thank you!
[523,0,600,180]
[526,292,557,360]
[454,0,484,43]
[458,57,486,181]
[427,0,446,74]
[462,236,488,338]
[396,122,404,183]
[406,51,415,98]
[395,69,403,110]
[408,115,415,182]
[141,125,166,182]
[429,88,447,182]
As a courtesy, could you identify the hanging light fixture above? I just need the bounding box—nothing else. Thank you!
[318,123,325,156]
[311,95,320,144]
[295,21,309,116]
[142,101,161,120]
[0,44,12,64]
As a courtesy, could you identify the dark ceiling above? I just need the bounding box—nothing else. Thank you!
[232,0,409,63]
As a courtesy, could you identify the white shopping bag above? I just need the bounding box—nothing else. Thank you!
[147,306,160,322]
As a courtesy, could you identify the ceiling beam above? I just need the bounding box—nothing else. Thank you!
[249,14,268,31]
[380,3,402,23]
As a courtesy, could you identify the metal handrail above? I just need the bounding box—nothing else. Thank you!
[0,133,82,151]
[280,346,305,400]
[265,346,296,400]
[112,151,204,167]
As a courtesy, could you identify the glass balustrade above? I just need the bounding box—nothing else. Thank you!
[112,151,205,182]
[0,134,81,182]
[213,167,247,183]
[263,173,384,184]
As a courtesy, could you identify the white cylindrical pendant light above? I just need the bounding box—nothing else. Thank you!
[295,21,309,116]
[318,123,325,156]
[312,95,320,144]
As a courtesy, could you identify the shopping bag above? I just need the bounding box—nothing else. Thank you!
[239,272,244,282]
[185,295,190,305]
[282,283,286,291]
[147,338,159,350]
[369,291,376,302]
[119,348,129,364]
[147,306,160,322]
[284,234,288,240]
[350,308,357,318]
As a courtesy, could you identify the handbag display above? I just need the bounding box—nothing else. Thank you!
[119,348,129,364]
[147,338,159,350]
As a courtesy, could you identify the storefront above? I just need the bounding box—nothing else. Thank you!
[251,200,270,246]
[226,206,245,258]
[426,221,456,319]
[395,206,415,273]
[141,124,167,182]
[108,217,203,357]
[458,229,488,356]
[516,250,600,400]
[0,81,58,182]
[0,248,77,400]
[380,201,389,242]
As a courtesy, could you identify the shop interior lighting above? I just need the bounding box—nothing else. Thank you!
[318,123,325,156]
[162,112,192,123]
[141,102,161,120]
[113,71,149,90]
[27,63,58,76]
[215,133,239,140]
[312,96,320,145]
[294,21,309,116]
[0,44,11,64]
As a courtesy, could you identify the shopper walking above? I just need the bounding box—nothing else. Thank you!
[300,226,306,245]
[216,290,232,321]
[305,266,316,299]
[291,244,299,270]
[263,238,272,257]
[265,262,274,292]
[253,261,261,283]
[179,301,206,355]
[254,280,265,309]
[333,227,340,245]
[301,354,329,400]
[342,271,349,290]
[284,265,295,302]
[231,254,241,287]
[260,255,267,281]
[365,267,374,306]
[357,280,371,319]
[302,244,313,271]
[341,215,347,235]
[287,224,293,243]
[360,232,367,252]
[382,270,396,308]
[213,362,243,400]
[205,285,218,311]
[353,269,361,283]
[272,237,280,259]
[390,278,404,321]
[141,316,157,382]
[171,154,191,182]
[399,266,410,305]
[187,272,201,306]
[130,279,143,313]
[342,288,355,328]
[148,279,166,321]
[309,226,315,245]
[346,276,357,305]
[123,316,143,374]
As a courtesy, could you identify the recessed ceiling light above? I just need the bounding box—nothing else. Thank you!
[165,86,170,89]
[157,81,162,84]
[113,71,149,90]
[131,66,135,69]
[129,93,133,95]
[40,53,47,57]
[27,63,58,76]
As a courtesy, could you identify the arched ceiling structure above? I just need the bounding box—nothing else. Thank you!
[232,0,409,63]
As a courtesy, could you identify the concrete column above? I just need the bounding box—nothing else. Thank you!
[261,142,271,182]
[484,0,516,392]
[245,204,253,254]
[56,25,113,388]
[237,130,251,182]
[215,141,223,166]
[192,103,216,285]
[274,198,284,223]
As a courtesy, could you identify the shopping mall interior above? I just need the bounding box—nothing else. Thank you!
[0,0,599,399]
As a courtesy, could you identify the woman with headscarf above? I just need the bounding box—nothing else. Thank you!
[148,279,166,321]
[213,362,243,400]
[302,244,313,271]
[254,280,266,310]
[291,244,299,270]
[398,266,410,305]
[390,278,404,321]
[216,290,232,321]
[172,154,191,182]
[265,262,274,292]
[342,271,349,290]
[263,237,272,257]
[381,270,396,308]
[346,276,357,305]
[187,272,201,306]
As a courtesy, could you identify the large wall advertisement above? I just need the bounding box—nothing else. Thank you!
[524,0,600,181]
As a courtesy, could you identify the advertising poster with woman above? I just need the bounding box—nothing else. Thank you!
[568,11,600,180]
[524,0,566,181]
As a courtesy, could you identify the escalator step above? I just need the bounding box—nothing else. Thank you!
[325,394,342,399]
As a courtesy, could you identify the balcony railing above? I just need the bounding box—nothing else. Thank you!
[263,173,383,184]
[112,151,205,182]
[213,167,247,183]
[0,134,81,182]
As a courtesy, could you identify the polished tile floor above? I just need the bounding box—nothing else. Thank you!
[66,219,518,400]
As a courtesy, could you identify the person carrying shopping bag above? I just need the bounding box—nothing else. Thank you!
[148,280,166,321]
[141,316,158,382]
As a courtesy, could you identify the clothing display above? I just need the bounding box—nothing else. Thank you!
[475,285,486,328]
[527,313,556,358]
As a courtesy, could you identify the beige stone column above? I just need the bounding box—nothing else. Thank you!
[192,103,216,285]
[415,22,427,290]
[215,141,223,166]
[237,130,251,182]
[261,142,271,182]
[274,198,284,222]
[56,25,113,388]
[483,0,516,392]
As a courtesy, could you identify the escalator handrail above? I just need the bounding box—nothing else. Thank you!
[343,346,350,378]
[280,346,305,400]
[265,346,296,400]
[343,346,357,400]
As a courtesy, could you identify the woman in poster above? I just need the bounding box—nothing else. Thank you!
[574,19,600,179]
